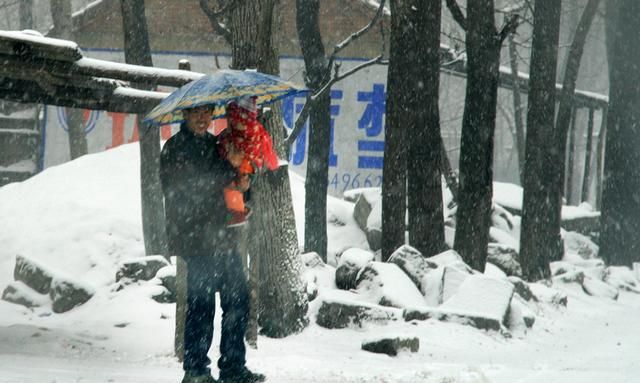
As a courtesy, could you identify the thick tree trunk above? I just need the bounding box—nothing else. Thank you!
[407,0,445,257]
[229,0,308,337]
[50,0,88,160]
[452,0,500,272]
[120,0,167,256]
[519,1,562,282]
[381,0,410,260]
[600,0,640,267]
[296,0,331,262]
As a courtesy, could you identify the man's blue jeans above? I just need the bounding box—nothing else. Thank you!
[182,250,250,376]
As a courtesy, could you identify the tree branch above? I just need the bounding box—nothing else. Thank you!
[497,14,521,43]
[199,0,232,45]
[445,0,467,31]
[285,55,387,146]
[326,0,386,75]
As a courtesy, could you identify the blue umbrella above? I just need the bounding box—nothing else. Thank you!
[143,69,307,126]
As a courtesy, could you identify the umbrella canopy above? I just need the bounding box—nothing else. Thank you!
[143,69,307,126]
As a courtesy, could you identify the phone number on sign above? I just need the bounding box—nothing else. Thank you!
[329,173,383,192]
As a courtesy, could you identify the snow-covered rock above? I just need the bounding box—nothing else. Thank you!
[604,266,640,293]
[441,262,473,303]
[2,281,49,308]
[346,187,382,251]
[335,248,374,290]
[50,277,94,313]
[361,336,419,356]
[426,249,464,267]
[355,262,427,309]
[487,244,522,277]
[315,290,402,329]
[582,276,619,300]
[508,276,538,302]
[387,244,437,291]
[507,296,536,330]
[441,274,514,328]
[563,231,599,259]
[13,255,55,294]
[115,256,170,283]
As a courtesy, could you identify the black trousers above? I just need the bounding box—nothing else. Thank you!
[182,250,250,376]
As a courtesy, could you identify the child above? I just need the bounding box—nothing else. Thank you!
[218,96,279,226]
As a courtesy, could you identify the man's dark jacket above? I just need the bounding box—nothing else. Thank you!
[160,124,237,257]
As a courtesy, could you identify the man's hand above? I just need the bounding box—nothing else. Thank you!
[236,174,250,192]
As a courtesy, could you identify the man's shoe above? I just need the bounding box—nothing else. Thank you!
[219,367,266,383]
[181,374,217,383]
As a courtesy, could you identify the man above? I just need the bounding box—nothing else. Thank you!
[160,105,266,383]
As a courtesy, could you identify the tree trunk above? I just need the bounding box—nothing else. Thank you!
[120,0,168,256]
[229,0,308,337]
[507,34,525,184]
[406,0,445,257]
[600,0,640,267]
[519,1,562,282]
[452,0,501,272]
[295,0,331,262]
[381,0,410,260]
[50,0,88,160]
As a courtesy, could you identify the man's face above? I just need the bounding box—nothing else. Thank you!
[183,106,213,135]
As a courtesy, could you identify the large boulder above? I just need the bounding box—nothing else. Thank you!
[116,256,171,283]
[361,336,419,356]
[355,262,427,309]
[316,291,402,329]
[441,274,514,328]
[2,281,49,308]
[508,276,538,302]
[387,245,437,291]
[335,248,374,290]
[13,255,55,294]
[50,278,94,313]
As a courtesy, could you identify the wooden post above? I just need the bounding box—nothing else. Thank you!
[565,107,578,204]
[174,59,190,362]
[581,107,595,203]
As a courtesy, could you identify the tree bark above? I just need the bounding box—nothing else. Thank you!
[120,0,168,256]
[381,0,410,260]
[451,0,501,272]
[50,0,88,160]
[229,0,308,337]
[519,0,562,282]
[507,34,525,184]
[406,0,445,258]
[295,0,331,262]
[581,107,595,202]
[600,0,640,267]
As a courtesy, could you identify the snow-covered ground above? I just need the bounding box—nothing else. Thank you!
[1,143,639,383]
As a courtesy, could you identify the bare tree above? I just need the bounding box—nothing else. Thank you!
[201,0,308,338]
[519,1,562,281]
[600,0,640,267]
[120,0,167,256]
[295,0,386,262]
[50,0,88,160]
[446,0,519,271]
